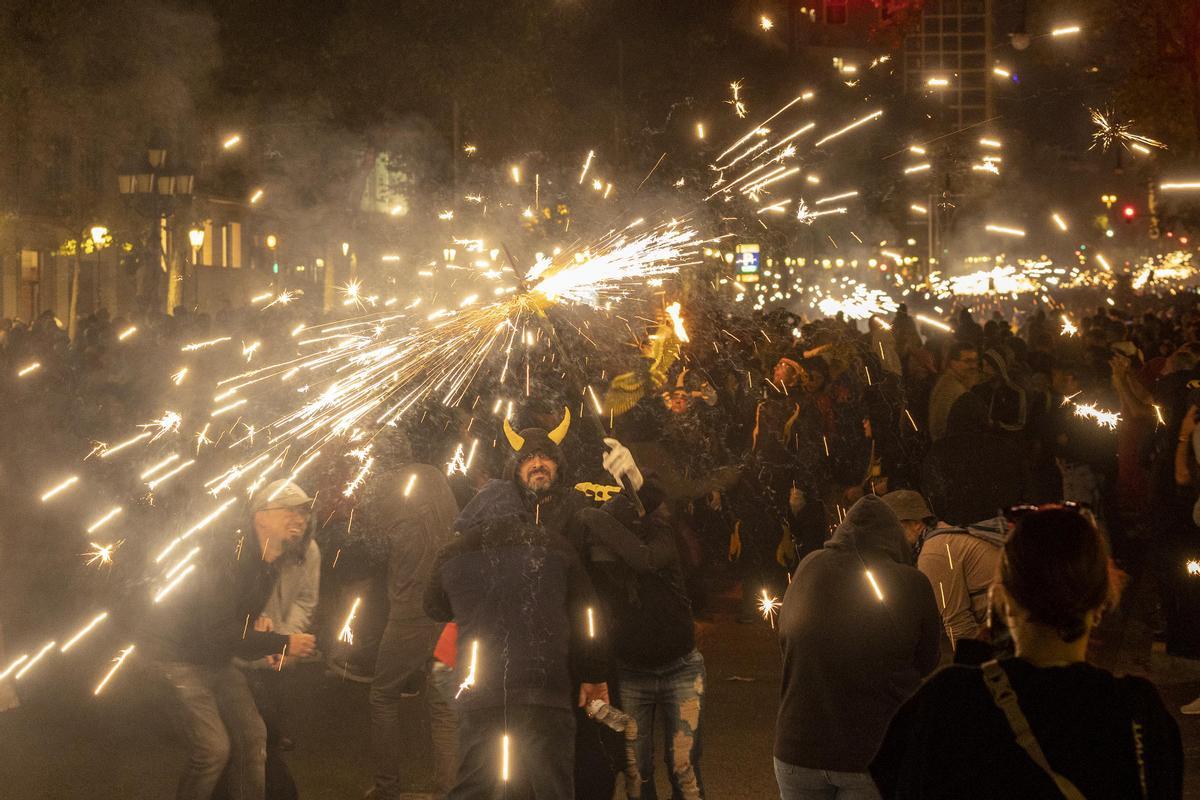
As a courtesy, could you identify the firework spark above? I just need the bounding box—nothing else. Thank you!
[1089,108,1166,153]
[338,597,362,645]
[93,645,135,695]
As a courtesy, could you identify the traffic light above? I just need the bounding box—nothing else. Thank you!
[1123,205,1136,222]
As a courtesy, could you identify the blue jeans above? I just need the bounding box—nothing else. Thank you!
[774,758,880,800]
[618,649,706,799]
[150,661,267,800]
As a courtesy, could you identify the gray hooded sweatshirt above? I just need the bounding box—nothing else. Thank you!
[775,494,941,773]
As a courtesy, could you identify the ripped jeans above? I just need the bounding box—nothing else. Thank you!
[617,649,706,799]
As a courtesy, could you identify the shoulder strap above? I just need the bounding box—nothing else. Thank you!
[980,661,1088,800]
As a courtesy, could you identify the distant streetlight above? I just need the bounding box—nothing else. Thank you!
[188,228,205,251]
[266,234,278,250]
[187,228,205,307]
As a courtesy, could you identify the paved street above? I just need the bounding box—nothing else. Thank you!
[4,582,1200,799]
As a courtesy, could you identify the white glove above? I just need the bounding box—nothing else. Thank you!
[602,437,644,491]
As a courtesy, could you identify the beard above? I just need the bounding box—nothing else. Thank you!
[522,467,556,493]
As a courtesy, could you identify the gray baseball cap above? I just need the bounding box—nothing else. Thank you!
[881,490,935,524]
[250,479,313,514]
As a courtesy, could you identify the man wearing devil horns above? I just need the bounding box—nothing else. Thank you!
[424,406,653,798]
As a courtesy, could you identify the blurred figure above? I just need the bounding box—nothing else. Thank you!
[774,495,940,799]
[872,506,1182,799]
[928,342,979,442]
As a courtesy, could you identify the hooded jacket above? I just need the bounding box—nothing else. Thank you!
[775,495,941,772]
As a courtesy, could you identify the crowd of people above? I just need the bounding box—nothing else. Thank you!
[3,288,1200,799]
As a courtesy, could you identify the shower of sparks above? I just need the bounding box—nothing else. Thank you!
[142,410,183,441]
[911,204,928,215]
[979,138,1002,148]
[665,302,689,342]
[456,640,480,699]
[1061,316,1078,336]
[1073,402,1121,430]
[117,326,138,341]
[1089,108,1166,153]
[99,431,152,459]
[338,597,362,645]
[1051,24,1081,36]
[904,163,931,174]
[41,475,79,502]
[171,367,189,385]
[727,80,747,118]
[985,223,1026,237]
[865,569,885,602]
[815,190,858,205]
[84,540,124,568]
[222,134,241,149]
[1189,560,1200,576]
[14,641,56,680]
[249,189,264,204]
[758,589,782,628]
[760,15,774,30]
[93,645,135,695]
[61,612,109,652]
[1052,212,1068,231]
[17,362,40,377]
[155,498,238,563]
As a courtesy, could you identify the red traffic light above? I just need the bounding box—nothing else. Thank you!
[1122,205,1136,218]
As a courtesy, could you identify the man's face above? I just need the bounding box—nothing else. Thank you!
[665,391,691,414]
[948,350,978,381]
[901,519,927,548]
[773,361,800,387]
[253,505,310,563]
[517,454,558,493]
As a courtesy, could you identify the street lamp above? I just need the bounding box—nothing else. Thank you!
[188,228,205,308]
[117,139,195,312]
[68,224,110,340]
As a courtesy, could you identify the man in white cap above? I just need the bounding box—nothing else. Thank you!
[882,489,1004,645]
[140,478,318,800]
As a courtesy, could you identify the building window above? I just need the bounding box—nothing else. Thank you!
[825,0,848,25]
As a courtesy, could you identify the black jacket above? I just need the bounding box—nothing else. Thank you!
[871,659,1182,799]
[424,479,610,711]
[573,494,695,670]
[138,529,289,665]
[775,495,941,772]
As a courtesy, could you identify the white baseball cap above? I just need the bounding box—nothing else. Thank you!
[250,479,313,514]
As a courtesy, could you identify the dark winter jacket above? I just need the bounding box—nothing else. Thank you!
[775,495,941,772]
[574,495,695,669]
[138,529,289,666]
[424,479,610,711]
[361,464,459,622]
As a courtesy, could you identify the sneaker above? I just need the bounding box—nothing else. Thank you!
[1180,696,1200,715]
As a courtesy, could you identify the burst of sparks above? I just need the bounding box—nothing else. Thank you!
[760,15,774,30]
[1089,108,1166,153]
[456,640,480,698]
[727,80,747,118]
[1073,402,1121,430]
[338,597,362,645]
[93,645,135,695]
[84,540,124,567]
[1189,560,1200,576]
[141,410,183,441]
[171,367,189,385]
[1061,316,1078,336]
[758,589,781,627]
